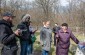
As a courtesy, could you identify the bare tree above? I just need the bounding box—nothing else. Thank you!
[35,0,58,21]
[0,0,1,16]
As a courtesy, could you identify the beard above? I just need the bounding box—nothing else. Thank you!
[7,20,14,27]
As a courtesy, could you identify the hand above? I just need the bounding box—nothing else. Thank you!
[40,41,43,46]
[35,27,38,31]
[14,29,20,36]
[34,28,38,32]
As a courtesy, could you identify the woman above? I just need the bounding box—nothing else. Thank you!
[53,23,60,46]
[40,21,52,55]
[17,14,31,55]
[56,23,79,55]
[29,21,38,54]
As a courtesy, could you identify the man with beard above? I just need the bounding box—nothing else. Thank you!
[0,12,20,55]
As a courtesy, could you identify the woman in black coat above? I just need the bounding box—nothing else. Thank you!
[17,14,32,55]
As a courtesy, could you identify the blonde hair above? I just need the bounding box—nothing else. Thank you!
[43,21,50,26]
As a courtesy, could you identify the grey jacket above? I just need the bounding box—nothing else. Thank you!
[40,27,52,51]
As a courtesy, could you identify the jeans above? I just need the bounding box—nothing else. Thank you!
[27,44,32,55]
[30,44,33,54]
[42,49,49,55]
[20,41,31,55]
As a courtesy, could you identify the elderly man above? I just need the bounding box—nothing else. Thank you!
[0,12,20,55]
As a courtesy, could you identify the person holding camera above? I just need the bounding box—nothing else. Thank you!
[17,14,31,55]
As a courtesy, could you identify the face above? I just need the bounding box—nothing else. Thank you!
[45,21,50,28]
[62,26,68,30]
[25,17,30,22]
[4,16,13,23]
[30,22,32,25]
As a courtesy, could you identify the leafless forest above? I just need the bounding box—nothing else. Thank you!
[0,0,85,34]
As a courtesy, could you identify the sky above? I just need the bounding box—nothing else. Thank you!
[27,0,69,6]
[29,0,69,6]
[60,0,69,6]
[7,0,69,6]
[25,0,34,2]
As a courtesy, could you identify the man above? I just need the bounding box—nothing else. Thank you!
[29,21,37,54]
[0,12,20,55]
[53,23,60,46]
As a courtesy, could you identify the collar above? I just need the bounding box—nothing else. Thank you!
[60,29,69,33]
[0,19,13,28]
[43,26,50,29]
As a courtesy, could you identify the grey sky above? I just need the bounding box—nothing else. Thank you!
[7,0,69,6]
[60,0,69,6]
[27,0,69,6]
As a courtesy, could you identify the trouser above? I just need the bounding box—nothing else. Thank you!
[42,49,49,55]
[30,44,33,54]
[54,35,56,46]
[20,41,31,55]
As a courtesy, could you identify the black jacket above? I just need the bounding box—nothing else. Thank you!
[0,19,17,46]
[17,22,31,41]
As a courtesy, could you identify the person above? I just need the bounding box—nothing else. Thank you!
[0,12,20,55]
[56,23,79,55]
[29,21,38,54]
[75,41,85,55]
[40,21,52,55]
[17,14,31,55]
[53,23,60,46]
